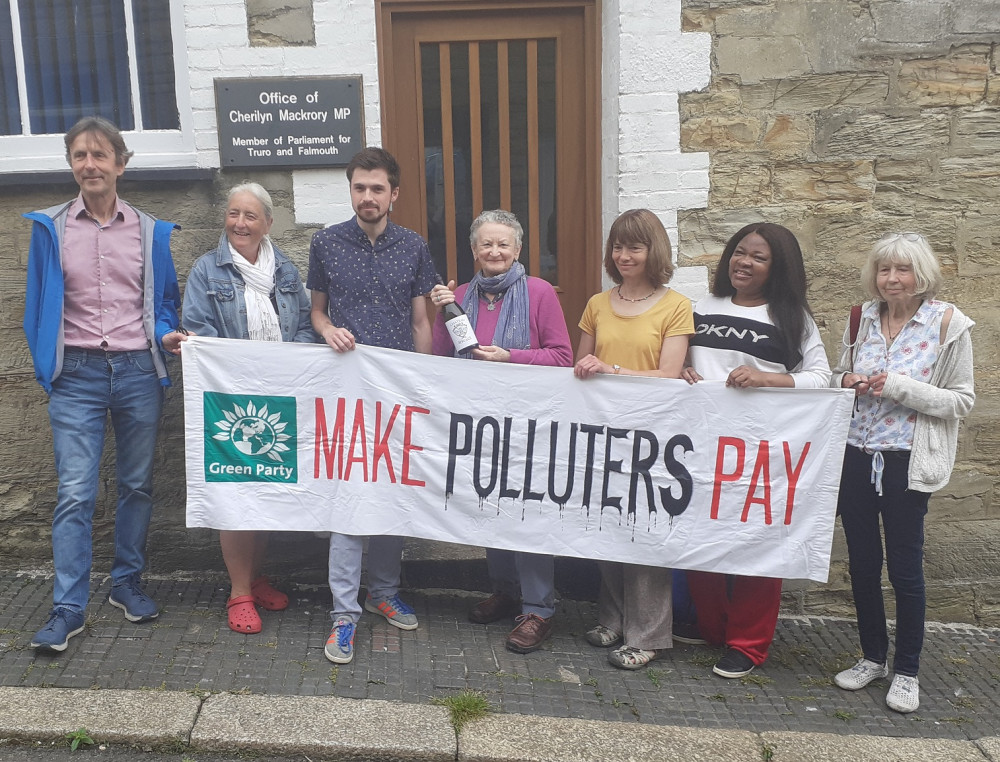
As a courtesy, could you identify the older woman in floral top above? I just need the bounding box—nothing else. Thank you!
[831,232,975,714]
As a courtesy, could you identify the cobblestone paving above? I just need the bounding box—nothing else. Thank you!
[1,572,997,742]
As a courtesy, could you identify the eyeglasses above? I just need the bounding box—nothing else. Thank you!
[879,232,926,244]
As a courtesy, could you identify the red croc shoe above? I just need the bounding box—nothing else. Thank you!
[251,577,289,611]
[227,595,262,634]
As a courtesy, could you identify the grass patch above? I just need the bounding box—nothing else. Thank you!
[431,690,491,733]
[941,716,974,726]
[688,652,718,667]
[646,667,667,688]
[800,675,833,688]
[708,693,727,702]
[741,673,773,687]
[818,652,859,674]
[833,709,856,722]
[761,740,775,761]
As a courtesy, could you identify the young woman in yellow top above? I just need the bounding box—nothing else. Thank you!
[573,208,693,669]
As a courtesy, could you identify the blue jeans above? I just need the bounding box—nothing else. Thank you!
[838,446,929,677]
[328,533,404,622]
[48,348,164,613]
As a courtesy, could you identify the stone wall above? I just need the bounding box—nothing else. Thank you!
[678,0,1000,625]
[0,173,331,578]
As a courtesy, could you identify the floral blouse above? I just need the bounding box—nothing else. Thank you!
[847,299,947,452]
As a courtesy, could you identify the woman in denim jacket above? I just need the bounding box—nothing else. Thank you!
[181,182,315,633]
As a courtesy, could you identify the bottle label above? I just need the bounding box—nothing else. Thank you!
[446,315,479,352]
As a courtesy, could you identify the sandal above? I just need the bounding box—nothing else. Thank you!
[608,646,659,670]
[227,595,262,634]
[251,577,289,611]
[585,624,622,648]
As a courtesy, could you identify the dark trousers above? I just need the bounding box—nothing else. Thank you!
[838,446,930,677]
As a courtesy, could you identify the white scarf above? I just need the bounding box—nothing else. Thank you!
[229,237,282,342]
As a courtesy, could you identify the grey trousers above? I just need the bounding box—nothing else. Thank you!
[328,533,404,623]
[597,561,674,651]
[487,548,556,618]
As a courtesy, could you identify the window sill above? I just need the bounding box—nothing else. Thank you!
[0,167,217,187]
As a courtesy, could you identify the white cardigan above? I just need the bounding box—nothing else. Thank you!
[831,300,976,493]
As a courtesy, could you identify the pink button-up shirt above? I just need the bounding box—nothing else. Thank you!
[61,195,148,351]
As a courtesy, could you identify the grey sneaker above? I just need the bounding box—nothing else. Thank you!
[834,658,889,691]
[364,594,418,630]
[324,617,356,664]
[886,674,920,713]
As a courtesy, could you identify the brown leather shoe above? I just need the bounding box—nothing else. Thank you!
[468,592,520,624]
[505,613,552,654]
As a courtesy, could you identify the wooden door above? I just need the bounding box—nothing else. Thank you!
[377,0,600,346]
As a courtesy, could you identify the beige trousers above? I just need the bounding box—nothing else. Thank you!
[596,561,674,651]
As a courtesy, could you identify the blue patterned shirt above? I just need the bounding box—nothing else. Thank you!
[848,299,946,451]
[307,217,439,351]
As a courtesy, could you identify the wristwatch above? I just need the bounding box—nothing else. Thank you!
[613,364,621,374]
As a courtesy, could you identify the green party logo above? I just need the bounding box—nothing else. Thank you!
[204,393,297,482]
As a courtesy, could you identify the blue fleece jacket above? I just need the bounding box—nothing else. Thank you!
[23,199,181,393]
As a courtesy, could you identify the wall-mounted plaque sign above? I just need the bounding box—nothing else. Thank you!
[215,76,364,168]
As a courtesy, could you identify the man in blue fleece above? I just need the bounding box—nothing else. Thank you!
[22,117,185,652]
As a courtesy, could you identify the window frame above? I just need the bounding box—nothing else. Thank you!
[0,0,195,174]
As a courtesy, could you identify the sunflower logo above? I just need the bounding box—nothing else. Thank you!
[212,399,291,462]
[204,393,298,482]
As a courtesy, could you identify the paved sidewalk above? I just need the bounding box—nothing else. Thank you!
[1,570,998,760]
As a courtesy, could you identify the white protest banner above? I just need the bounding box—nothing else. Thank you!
[183,336,853,582]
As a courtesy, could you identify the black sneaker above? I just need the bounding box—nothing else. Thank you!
[712,648,755,678]
[672,621,707,645]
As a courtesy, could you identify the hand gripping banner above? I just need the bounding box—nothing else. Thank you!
[183,337,853,582]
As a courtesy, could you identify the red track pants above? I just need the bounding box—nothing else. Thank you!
[686,571,782,665]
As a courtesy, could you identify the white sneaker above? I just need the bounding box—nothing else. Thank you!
[886,674,920,713]
[834,658,888,690]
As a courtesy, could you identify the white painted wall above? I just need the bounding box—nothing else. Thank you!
[183,0,379,225]
[2,0,712,260]
[602,0,712,299]
[187,0,712,280]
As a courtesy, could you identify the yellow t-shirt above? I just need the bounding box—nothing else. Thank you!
[578,288,694,372]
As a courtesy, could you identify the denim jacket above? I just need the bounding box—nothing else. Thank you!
[182,234,316,343]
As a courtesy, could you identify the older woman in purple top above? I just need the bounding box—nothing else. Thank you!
[431,209,573,654]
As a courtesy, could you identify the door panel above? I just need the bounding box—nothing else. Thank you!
[378,2,599,346]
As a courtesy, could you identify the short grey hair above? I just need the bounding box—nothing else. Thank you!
[64,116,133,167]
[227,182,274,222]
[469,209,523,249]
[861,232,942,301]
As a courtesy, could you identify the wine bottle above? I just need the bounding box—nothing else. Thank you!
[443,299,480,353]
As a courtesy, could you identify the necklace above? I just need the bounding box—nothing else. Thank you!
[616,285,657,303]
[485,293,503,311]
[883,309,912,343]
[884,316,908,344]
